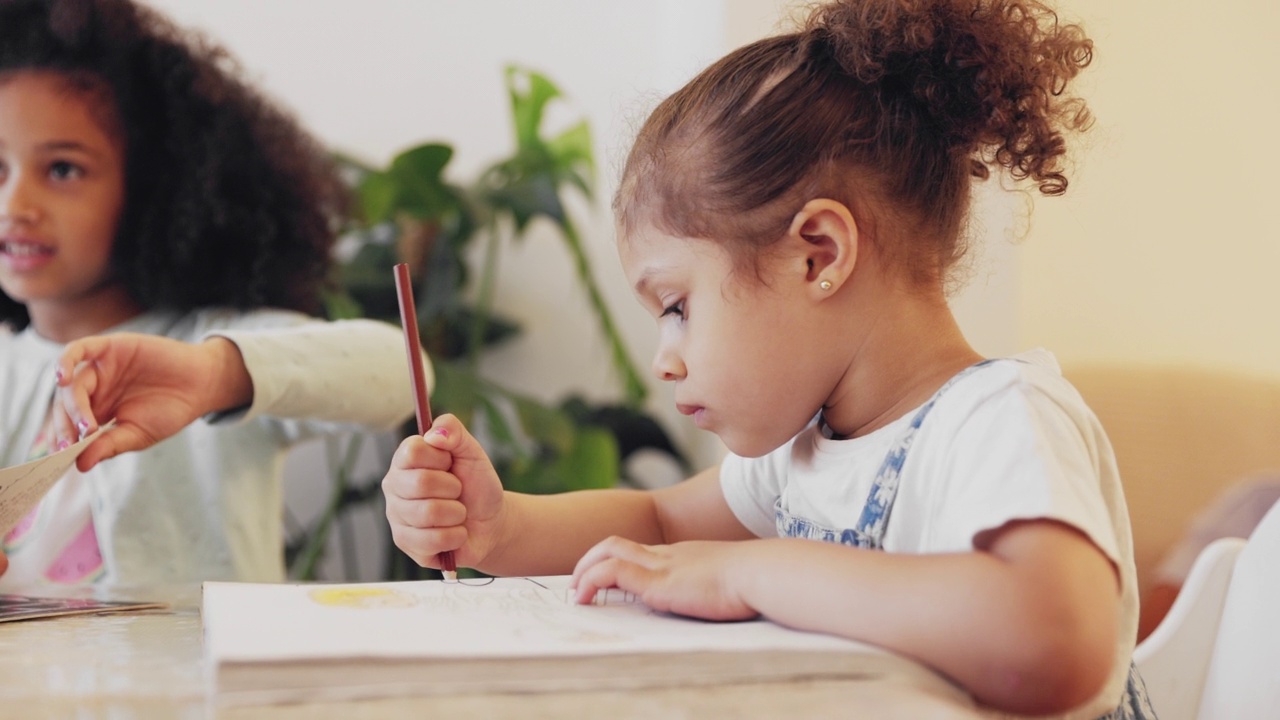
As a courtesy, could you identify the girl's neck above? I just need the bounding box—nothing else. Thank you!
[822,288,982,440]
[27,284,144,344]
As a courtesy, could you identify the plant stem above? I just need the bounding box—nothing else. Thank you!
[558,216,647,406]
[468,215,503,370]
[292,434,364,580]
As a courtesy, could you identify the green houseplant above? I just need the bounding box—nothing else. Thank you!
[286,66,688,581]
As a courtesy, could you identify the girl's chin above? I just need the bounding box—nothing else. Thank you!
[718,432,775,460]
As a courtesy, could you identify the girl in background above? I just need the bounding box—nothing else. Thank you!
[383,1,1154,717]
[0,0,423,586]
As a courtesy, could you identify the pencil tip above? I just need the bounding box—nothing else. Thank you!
[442,571,459,583]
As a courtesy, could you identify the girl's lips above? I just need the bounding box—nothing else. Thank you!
[0,239,55,272]
[676,404,708,428]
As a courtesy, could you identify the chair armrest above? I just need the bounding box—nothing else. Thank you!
[1133,537,1246,720]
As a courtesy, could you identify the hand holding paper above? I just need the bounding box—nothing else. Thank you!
[0,422,115,537]
[53,333,252,471]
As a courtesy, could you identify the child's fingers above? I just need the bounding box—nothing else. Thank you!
[570,536,657,588]
[573,557,656,606]
[50,402,77,452]
[390,434,453,472]
[382,465,462,502]
[420,414,486,463]
[54,337,111,384]
[53,367,100,440]
[74,424,136,472]
[385,493,466,530]
[387,524,467,569]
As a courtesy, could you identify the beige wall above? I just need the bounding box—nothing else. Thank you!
[735,1,1280,378]
[1024,0,1280,378]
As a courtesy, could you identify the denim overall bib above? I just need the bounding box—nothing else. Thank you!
[773,361,1158,719]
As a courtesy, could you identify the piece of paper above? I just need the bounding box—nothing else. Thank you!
[0,593,165,623]
[204,576,878,663]
[0,421,115,537]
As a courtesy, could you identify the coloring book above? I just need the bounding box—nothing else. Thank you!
[202,575,948,705]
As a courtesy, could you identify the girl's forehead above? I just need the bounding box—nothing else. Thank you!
[618,225,734,285]
[0,70,121,143]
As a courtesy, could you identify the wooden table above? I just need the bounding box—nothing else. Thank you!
[0,584,989,719]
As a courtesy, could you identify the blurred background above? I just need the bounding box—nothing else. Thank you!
[140,0,1280,619]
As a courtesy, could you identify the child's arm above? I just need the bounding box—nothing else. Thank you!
[382,414,752,577]
[53,334,253,471]
[54,317,416,470]
[571,519,1119,716]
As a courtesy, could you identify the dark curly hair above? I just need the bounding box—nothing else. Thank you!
[0,0,349,329]
[615,0,1093,286]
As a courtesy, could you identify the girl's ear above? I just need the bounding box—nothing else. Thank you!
[786,199,858,299]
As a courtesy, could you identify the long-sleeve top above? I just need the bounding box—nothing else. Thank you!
[0,308,423,585]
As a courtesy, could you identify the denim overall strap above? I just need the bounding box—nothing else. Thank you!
[1097,665,1158,719]
[852,359,998,549]
[773,360,997,549]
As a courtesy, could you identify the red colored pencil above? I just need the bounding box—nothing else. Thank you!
[393,263,458,582]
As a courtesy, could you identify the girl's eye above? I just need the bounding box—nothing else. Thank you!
[660,300,686,320]
[48,161,84,181]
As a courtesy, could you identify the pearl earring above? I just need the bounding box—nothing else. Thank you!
[819,280,833,291]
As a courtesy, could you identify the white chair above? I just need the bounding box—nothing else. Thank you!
[1134,500,1280,719]
[1133,537,1245,719]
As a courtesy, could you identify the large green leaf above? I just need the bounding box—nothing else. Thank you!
[358,172,399,225]
[511,396,575,454]
[548,120,595,199]
[429,361,485,427]
[389,144,457,220]
[507,66,562,150]
[556,427,619,490]
[477,395,518,450]
[320,289,364,321]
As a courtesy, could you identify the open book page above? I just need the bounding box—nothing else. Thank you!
[202,575,968,706]
[0,421,115,537]
[203,575,879,662]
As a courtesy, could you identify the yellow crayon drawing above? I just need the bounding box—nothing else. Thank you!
[308,587,417,609]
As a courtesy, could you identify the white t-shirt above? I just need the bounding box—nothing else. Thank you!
[720,350,1139,720]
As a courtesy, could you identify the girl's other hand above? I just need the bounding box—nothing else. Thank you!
[382,414,506,572]
[569,536,759,622]
[51,334,251,471]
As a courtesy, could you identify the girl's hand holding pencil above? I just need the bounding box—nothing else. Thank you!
[382,414,508,573]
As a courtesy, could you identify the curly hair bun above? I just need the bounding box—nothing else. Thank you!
[809,0,1093,195]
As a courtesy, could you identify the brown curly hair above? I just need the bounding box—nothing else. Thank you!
[615,0,1093,286]
[0,0,349,329]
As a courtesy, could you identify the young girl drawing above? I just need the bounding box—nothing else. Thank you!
[0,0,422,587]
[383,1,1154,717]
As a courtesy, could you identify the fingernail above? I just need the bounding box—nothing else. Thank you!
[433,427,449,438]
[55,368,64,383]
[57,439,71,451]
[77,420,89,437]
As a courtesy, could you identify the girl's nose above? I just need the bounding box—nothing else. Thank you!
[0,177,41,226]
[651,344,686,382]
